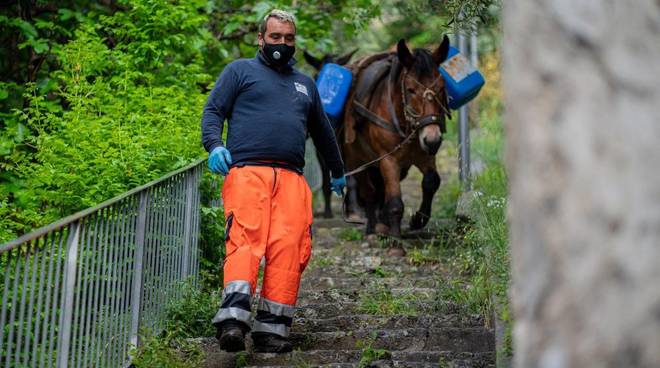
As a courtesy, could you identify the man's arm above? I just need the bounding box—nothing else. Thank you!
[307,85,345,178]
[201,64,240,152]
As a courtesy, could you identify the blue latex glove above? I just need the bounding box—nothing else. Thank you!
[208,146,232,175]
[330,175,346,197]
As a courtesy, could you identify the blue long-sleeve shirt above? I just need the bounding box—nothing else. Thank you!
[201,52,344,178]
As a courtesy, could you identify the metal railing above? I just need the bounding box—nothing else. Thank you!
[0,159,205,368]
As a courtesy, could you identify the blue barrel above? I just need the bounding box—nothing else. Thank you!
[316,63,353,120]
[438,46,485,110]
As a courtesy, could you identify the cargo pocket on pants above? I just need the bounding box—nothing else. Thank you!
[299,224,312,272]
[223,213,238,262]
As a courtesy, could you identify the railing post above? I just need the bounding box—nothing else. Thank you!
[456,28,472,189]
[181,174,194,278]
[129,191,148,348]
[56,221,81,368]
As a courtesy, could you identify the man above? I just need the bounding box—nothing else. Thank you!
[201,9,346,353]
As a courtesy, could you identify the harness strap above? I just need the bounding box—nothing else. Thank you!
[352,100,401,135]
[386,58,407,137]
[414,114,446,133]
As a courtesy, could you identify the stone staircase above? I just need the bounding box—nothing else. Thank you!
[191,221,496,367]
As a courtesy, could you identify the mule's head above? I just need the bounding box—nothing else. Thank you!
[396,35,451,155]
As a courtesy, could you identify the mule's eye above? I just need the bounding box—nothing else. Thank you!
[407,88,416,95]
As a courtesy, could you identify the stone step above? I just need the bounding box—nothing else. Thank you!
[194,339,495,367]
[295,301,458,320]
[242,364,493,368]
[296,287,437,305]
[290,327,494,352]
[300,275,440,289]
[290,314,486,333]
[303,263,444,279]
[309,245,441,261]
[241,350,497,368]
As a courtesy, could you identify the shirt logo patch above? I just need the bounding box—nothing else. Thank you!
[294,82,308,96]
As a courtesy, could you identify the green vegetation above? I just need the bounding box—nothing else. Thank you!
[338,227,364,242]
[163,282,222,338]
[129,328,203,368]
[0,0,382,243]
[356,336,390,368]
[358,283,420,316]
[235,351,249,368]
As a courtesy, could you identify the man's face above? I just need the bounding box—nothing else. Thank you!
[258,17,296,48]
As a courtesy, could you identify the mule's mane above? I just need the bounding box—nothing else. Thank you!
[409,48,437,77]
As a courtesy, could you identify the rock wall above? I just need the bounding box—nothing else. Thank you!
[503,1,660,367]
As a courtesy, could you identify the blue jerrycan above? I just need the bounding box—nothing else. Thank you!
[438,46,485,109]
[316,63,353,120]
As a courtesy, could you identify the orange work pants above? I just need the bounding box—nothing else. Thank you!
[211,165,313,337]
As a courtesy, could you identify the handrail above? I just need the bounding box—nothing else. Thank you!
[0,158,206,368]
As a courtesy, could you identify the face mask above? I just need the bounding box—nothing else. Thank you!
[262,42,295,67]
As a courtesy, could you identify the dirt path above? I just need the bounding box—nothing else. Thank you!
[191,153,495,367]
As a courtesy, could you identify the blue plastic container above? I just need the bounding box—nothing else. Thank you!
[438,46,485,110]
[316,63,353,120]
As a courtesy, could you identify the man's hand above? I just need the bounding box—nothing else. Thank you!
[208,146,233,175]
[330,175,346,197]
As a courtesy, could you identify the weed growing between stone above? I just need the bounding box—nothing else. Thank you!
[358,283,421,316]
[129,327,203,368]
[338,227,365,242]
[357,335,391,368]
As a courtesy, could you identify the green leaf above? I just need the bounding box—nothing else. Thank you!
[12,18,38,38]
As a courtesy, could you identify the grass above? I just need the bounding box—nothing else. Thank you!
[356,336,391,368]
[358,283,421,316]
[338,227,364,241]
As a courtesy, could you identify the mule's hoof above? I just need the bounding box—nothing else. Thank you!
[386,246,406,257]
[345,213,366,224]
[375,223,390,235]
[366,234,380,247]
[322,211,334,219]
[410,212,430,230]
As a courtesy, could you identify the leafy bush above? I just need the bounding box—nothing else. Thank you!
[164,284,222,339]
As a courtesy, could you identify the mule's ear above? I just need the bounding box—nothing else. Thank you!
[304,50,323,71]
[397,39,414,69]
[336,48,358,65]
[433,35,451,64]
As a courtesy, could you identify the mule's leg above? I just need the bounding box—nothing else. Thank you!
[357,170,380,234]
[410,161,441,230]
[316,149,333,218]
[345,176,365,222]
[379,158,404,237]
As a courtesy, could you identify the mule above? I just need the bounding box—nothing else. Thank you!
[303,49,361,219]
[341,36,451,237]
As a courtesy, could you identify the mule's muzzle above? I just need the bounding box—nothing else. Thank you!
[422,136,442,154]
[415,114,445,155]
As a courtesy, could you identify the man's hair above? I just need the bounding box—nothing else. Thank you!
[259,9,296,34]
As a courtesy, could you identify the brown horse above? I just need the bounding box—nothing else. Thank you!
[341,36,451,236]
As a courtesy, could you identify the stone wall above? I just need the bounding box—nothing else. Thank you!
[503,1,660,367]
